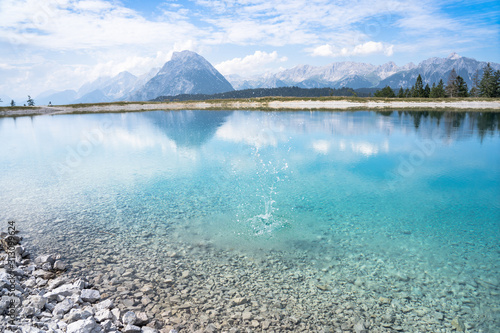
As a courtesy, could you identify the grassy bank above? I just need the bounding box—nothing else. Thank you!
[1,97,499,117]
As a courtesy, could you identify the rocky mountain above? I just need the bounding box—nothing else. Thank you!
[128,51,234,101]
[376,53,500,88]
[36,70,153,105]
[227,53,498,91]
[34,52,499,105]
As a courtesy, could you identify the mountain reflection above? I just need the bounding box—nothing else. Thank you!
[214,111,499,151]
[144,110,233,147]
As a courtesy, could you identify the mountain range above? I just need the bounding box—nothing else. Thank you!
[35,51,499,105]
[228,53,499,90]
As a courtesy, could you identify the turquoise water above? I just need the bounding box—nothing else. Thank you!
[1,110,499,331]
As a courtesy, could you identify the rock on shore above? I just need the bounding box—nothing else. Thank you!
[0,231,160,333]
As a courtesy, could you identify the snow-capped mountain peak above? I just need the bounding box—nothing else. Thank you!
[128,51,234,101]
[226,53,499,91]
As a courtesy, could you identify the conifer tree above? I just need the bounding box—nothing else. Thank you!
[398,87,404,98]
[494,70,500,97]
[413,74,424,97]
[27,95,35,106]
[436,79,446,97]
[429,82,437,98]
[479,63,495,97]
[374,86,395,98]
[424,83,430,98]
[404,88,411,98]
[10,100,15,106]
[455,76,469,97]
[470,69,480,97]
[446,68,458,97]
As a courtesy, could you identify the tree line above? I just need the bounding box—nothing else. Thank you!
[374,63,500,98]
[153,86,376,102]
[1,96,35,107]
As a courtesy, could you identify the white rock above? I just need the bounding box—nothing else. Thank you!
[95,309,113,322]
[111,308,121,321]
[28,295,47,310]
[58,321,68,330]
[47,276,68,290]
[0,270,12,288]
[0,299,9,313]
[83,305,96,315]
[32,269,54,279]
[141,328,158,333]
[81,289,100,303]
[135,311,149,325]
[100,319,117,331]
[64,309,93,324]
[24,278,37,288]
[44,283,79,300]
[95,298,114,311]
[53,298,74,316]
[35,254,55,265]
[122,311,137,325]
[66,317,100,333]
[41,262,52,270]
[20,325,44,333]
[123,324,141,333]
[73,279,87,289]
[20,306,37,318]
[354,322,367,333]
[53,260,67,271]
[242,311,253,320]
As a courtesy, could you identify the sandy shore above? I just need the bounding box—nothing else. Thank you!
[1,99,499,117]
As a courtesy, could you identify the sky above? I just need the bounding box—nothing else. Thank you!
[0,0,499,102]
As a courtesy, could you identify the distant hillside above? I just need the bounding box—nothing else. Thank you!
[151,86,378,102]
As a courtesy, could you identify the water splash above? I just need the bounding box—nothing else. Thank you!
[245,147,290,236]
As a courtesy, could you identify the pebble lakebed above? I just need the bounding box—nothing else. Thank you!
[1,215,498,333]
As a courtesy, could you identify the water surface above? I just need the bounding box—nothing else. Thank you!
[1,110,499,331]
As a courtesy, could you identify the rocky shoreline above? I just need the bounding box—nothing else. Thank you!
[4,215,498,333]
[1,99,500,117]
[0,230,163,333]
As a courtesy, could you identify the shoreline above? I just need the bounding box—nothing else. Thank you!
[1,99,500,117]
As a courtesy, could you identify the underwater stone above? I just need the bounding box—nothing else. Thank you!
[378,297,392,305]
[451,317,465,332]
[354,321,367,333]
[230,297,248,306]
[53,260,67,271]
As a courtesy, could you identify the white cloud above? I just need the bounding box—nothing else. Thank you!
[311,41,394,57]
[0,0,498,99]
[215,112,288,149]
[0,0,202,51]
[311,44,335,57]
[215,51,288,76]
[312,140,330,154]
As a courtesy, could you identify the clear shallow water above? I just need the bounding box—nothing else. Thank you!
[1,110,499,331]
